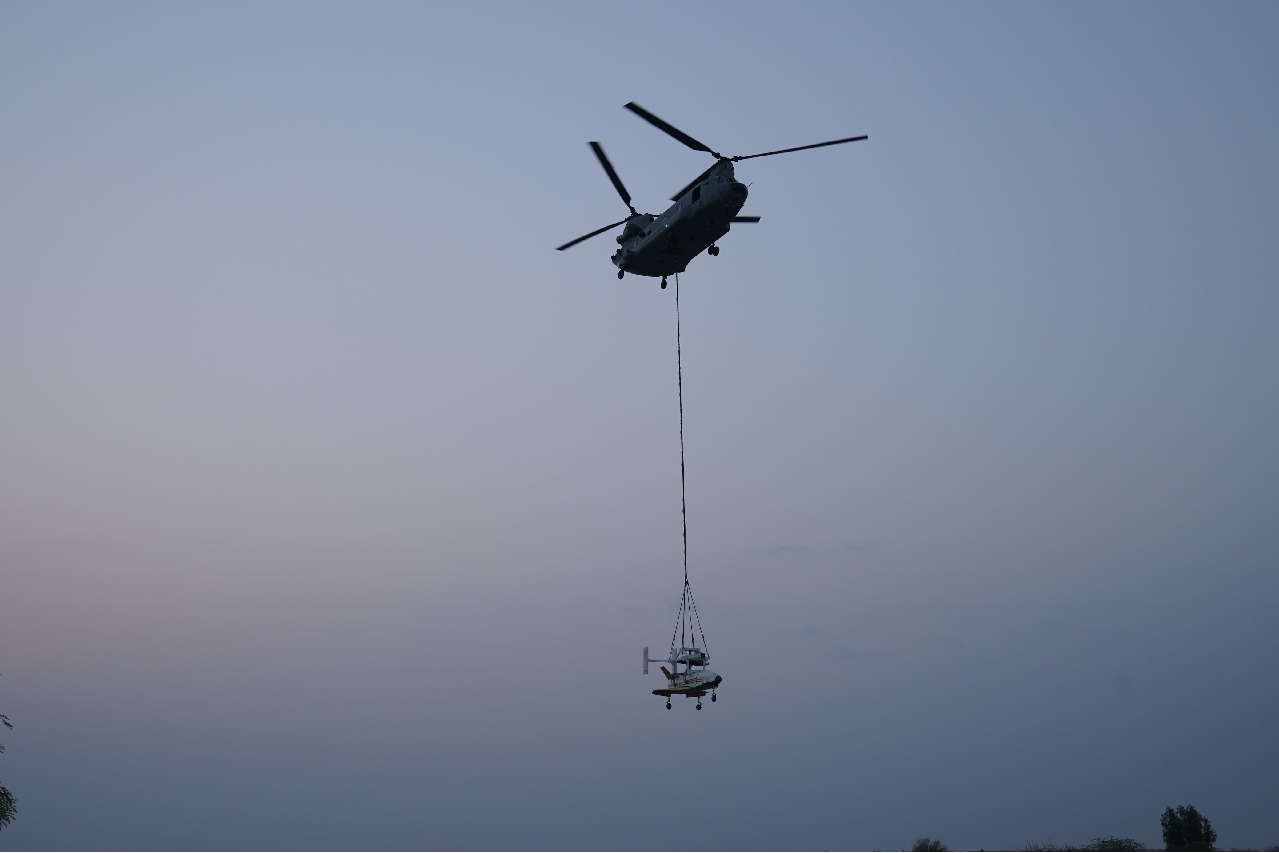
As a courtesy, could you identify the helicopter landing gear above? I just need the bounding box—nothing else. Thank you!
[711,692,717,703]
[708,244,720,257]
[696,701,703,710]
[660,276,668,289]
[617,269,625,280]
[666,701,672,710]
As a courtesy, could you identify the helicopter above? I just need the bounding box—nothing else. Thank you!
[644,645,721,711]
[557,102,867,288]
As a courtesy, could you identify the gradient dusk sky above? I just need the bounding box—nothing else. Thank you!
[2,2,1277,850]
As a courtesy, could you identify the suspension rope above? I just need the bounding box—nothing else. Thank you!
[687,580,707,655]
[676,272,688,594]
[667,272,709,662]
[668,592,683,658]
[670,270,687,657]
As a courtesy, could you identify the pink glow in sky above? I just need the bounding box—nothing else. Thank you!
[3,2,1277,850]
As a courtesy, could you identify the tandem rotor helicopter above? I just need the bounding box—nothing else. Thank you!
[557,102,867,288]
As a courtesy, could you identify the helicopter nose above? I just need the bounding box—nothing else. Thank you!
[731,181,748,198]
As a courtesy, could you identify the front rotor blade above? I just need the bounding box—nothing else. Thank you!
[556,217,630,252]
[733,135,868,161]
[625,102,719,157]
[670,163,719,202]
[590,142,636,215]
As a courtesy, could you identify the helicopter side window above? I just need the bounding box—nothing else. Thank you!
[691,186,701,203]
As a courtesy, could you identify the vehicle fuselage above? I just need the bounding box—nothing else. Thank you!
[652,669,722,698]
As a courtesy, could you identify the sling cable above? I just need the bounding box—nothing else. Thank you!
[643,272,723,710]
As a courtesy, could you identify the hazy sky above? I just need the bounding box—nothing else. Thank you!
[2,2,1277,850]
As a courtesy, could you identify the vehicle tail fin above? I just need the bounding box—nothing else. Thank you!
[660,666,674,681]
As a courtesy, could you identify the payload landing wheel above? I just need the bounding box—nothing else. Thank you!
[666,701,672,710]
[711,692,717,702]
[660,277,668,290]
[617,269,625,279]
[696,701,703,710]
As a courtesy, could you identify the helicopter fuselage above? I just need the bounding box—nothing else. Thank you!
[612,162,748,279]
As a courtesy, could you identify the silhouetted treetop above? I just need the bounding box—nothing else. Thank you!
[1162,805,1216,851]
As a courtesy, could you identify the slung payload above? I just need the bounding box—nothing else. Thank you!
[643,274,720,710]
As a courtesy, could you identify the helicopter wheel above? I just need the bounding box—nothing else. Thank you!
[660,277,668,290]
[666,701,672,710]
[709,245,719,257]
[711,693,717,702]
[617,269,624,280]
[696,701,703,710]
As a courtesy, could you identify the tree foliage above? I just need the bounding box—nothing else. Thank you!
[0,703,13,830]
[1162,805,1216,852]
[1025,839,1147,852]
[912,839,948,852]
[0,785,13,831]
[1087,838,1147,851]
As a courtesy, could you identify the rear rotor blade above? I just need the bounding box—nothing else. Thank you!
[733,135,868,161]
[625,102,721,157]
[556,217,630,252]
[590,142,637,215]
